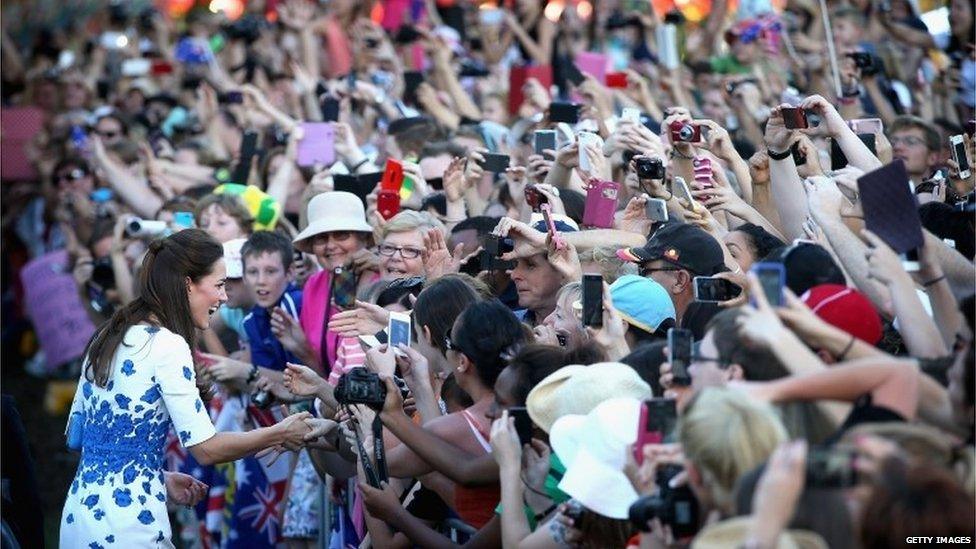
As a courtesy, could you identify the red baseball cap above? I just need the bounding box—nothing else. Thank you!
[801,284,883,345]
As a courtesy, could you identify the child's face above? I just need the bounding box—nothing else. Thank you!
[199,204,246,244]
[243,251,292,309]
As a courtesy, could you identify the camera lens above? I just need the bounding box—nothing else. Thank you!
[678,124,694,141]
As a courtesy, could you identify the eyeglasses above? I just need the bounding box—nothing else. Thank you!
[95,130,119,139]
[889,135,927,148]
[639,264,682,277]
[691,353,730,366]
[444,327,461,353]
[378,244,423,259]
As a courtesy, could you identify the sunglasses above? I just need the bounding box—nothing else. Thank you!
[443,326,464,355]
[638,264,682,277]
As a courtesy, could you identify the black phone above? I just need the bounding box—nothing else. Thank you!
[321,96,340,122]
[508,407,534,445]
[582,274,604,328]
[333,174,378,206]
[549,102,581,124]
[403,71,424,104]
[642,398,678,442]
[479,153,511,173]
[830,134,877,170]
[481,235,515,272]
[218,91,244,104]
[692,276,742,302]
[534,130,557,155]
[394,25,423,44]
[230,130,259,184]
[566,63,586,86]
[667,328,693,386]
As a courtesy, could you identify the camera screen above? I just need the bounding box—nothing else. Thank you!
[389,317,411,348]
[954,139,970,172]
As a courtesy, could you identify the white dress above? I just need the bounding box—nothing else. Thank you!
[60,325,217,548]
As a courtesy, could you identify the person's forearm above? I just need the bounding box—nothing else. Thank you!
[423,100,461,131]
[499,467,532,549]
[382,413,499,485]
[100,160,163,218]
[915,372,968,437]
[887,278,948,359]
[411,379,443,426]
[302,90,323,122]
[308,446,357,482]
[464,187,488,217]
[562,229,646,251]
[767,328,827,376]
[863,79,896,128]
[727,155,753,204]
[923,275,964,349]
[928,238,976,301]
[883,20,936,49]
[433,64,481,121]
[265,160,296,208]
[834,126,882,172]
[768,157,808,241]
[191,427,282,465]
[816,216,892,317]
[508,20,549,65]
[385,506,461,549]
[810,323,884,361]
[110,251,136,305]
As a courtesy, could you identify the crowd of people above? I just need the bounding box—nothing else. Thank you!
[1,0,975,546]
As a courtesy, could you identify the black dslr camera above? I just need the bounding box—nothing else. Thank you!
[628,464,700,538]
[636,157,666,180]
[847,52,883,77]
[335,368,387,408]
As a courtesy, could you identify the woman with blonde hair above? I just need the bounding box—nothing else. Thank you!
[679,387,788,515]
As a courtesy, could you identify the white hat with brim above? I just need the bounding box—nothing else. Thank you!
[550,398,642,519]
[526,363,652,433]
[293,191,374,254]
[222,238,247,279]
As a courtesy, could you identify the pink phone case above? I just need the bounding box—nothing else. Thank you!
[583,179,619,228]
[297,123,336,167]
[633,402,663,465]
[574,51,608,83]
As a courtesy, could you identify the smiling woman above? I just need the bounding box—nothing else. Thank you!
[60,229,312,548]
[377,210,446,279]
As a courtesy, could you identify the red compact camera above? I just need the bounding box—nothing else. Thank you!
[669,121,701,143]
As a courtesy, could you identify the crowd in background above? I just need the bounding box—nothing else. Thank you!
[1,0,975,546]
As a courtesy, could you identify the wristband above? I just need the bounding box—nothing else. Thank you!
[922,275,946,287]
[348,157,368,173]
[767,148,792,161]
[837,334,856,361]
[246,364,259,384]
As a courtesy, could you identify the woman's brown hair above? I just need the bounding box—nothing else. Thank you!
[82,229,223,394]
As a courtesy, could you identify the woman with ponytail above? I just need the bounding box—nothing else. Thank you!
[60,229,312,548]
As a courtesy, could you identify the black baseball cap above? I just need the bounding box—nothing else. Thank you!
[617,222,726,275]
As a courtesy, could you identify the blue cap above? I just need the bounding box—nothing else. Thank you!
[609,275,676,334]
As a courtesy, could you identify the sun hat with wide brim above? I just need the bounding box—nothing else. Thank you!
[526,362,652,433]
[293,191,374,253]
[550,397,642,519]
[692,517,828,549]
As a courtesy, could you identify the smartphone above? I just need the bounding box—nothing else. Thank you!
[218,91,244,104]
[394,25,423,44]
[534,130,556,155]
[508,407,534,445]
[173,211,195,230]
[780,107,810,130]
[100,31,127,50]
[693,276,742,302]
[621,107,641,123]
[634,398,678,464]
[751,262,785,307]
[332,266,359,309]
[540,203,565,249]
[582,180,619,228]
[805,448,858,488]
[582,274,604,328]
[121,58,150,77]
[358,334,382,349]
[667,328,693,386]
[656,24,679,70]
[296,122,336,167]
[481,234,515,272]
[334,173,379,206]
[403,71,424,104]
[578,131,604,173]
[606,71,628,88]
[381,159,405,191]
[549,102,581,124]
[377,189,401,220]
[565,62,586,86]
[645,198,669,223]
[479,153,511,173]
[950,134,971,179]
[388,311,412,349]
[848,118,883,135]
[321,96,340,122]
[230,130,259,184]
[671,176,694,206]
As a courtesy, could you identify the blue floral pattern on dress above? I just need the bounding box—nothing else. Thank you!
[60,326,217,548]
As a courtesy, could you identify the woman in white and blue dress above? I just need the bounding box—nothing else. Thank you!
[60,229,312,548]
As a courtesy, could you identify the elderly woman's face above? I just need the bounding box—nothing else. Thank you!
[311,231,366,270]
[379,229,426,279]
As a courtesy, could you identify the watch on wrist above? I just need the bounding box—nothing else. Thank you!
[767,148,792,161]
[246,364,259,384]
